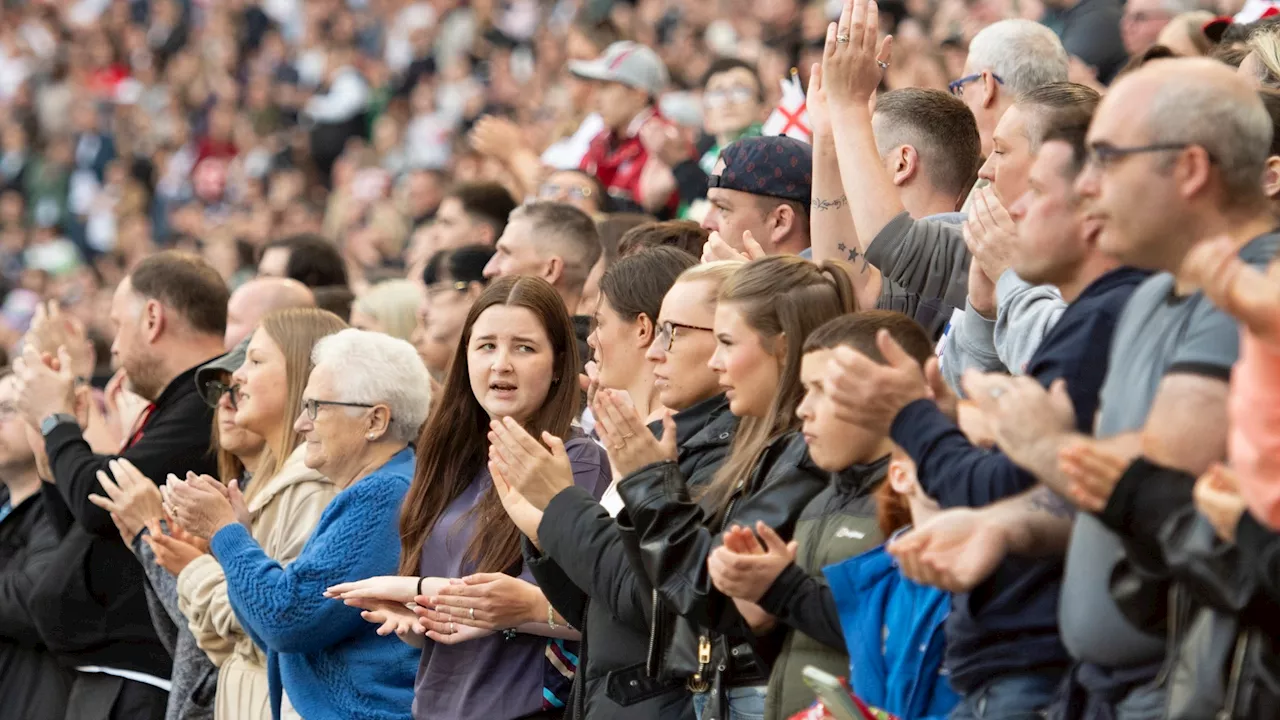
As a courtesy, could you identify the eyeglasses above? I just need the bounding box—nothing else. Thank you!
[704,86,756,108]
[539,184,594,201]
[1085,141,1200,170]
[203,381,239,410]
[655,320,714,352]
[301,398,375,421]
[948,72,1003,97]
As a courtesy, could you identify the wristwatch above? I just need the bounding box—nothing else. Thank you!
[40,413,78,437]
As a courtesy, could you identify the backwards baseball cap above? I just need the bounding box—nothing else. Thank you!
[568,41,669,97]
[195,335,249,407]
[709,136,814,206]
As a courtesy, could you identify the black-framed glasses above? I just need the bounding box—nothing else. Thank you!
[1085,142,1198,170]
[948,72,1003,97]
[203,381,239,410]
[656,320,714,352]
[301,398,375,420]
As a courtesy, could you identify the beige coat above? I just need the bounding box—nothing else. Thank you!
[177,446,338,720]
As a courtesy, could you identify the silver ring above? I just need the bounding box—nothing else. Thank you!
[450,622,455,633]
[469,607,475,620]
[878,61,889,70]
[836,35,851,43]
[988,387,1006,399]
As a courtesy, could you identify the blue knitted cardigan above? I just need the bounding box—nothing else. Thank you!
[212,447,419,720]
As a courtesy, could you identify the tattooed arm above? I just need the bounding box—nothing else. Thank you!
[810,133,882,309]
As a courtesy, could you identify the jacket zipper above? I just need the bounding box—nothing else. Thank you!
[646,588,660,678]
[1218,632,1250,720]
[1155,585,1182,688]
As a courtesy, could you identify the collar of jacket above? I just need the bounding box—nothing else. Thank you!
[160,359,218,410]
[650,393,736,448]
[832,454,891,498]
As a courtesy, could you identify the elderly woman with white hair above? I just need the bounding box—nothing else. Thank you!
[165,329,432,720]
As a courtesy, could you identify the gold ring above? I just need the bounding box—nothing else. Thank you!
[450,622,455,633]
[469,607,475,620]
[836,35,851,43]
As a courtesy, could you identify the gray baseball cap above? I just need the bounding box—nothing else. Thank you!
[568,41,669,97]
[195,336,249,407]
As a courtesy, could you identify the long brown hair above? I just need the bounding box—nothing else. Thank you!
[398,276,581,576]
[245,308,348,503]
[699,256,860,517]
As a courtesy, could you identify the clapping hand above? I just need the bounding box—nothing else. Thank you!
[14,344,76,429]
[425,573,544,631]
[592,389,676,478]
[824,329,930,434]
[1057,439,1132,513]
[888,508,1008,592]
[143,514,208,575]
[1178,236,1280,344]
[963,187,1018,283]
[163,472,242,540]
[488,417,574,511]
[489,458,545,547]
[963,372,1076,478]
[707,522,797,603]
[87,458,165,546]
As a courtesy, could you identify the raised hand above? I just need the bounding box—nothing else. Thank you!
[490,460,545,546]
[24,300,94,380]
[964,187,1018,283]
[822,0,893,106]
[592,389,676,478]
[163,472,238,540]
[1178,236,1280,344]
[487,417,574,511]
[806,62,833,140]
[824,329,930,433]
[14,344,77,429]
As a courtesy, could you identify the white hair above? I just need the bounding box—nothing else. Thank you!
[311,329,432,444]
[967,20,1070,97]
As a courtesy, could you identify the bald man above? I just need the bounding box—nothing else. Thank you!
[224,277,316,349]
[889,58,1279,719]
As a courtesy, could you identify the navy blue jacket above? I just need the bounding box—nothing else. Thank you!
[890,267,1148,692]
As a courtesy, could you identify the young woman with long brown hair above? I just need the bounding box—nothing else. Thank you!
[329,275,610,720]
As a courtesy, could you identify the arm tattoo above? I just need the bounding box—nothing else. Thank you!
[1027,486,1075,518]
[811,194,848,212]
[837,242,871,273]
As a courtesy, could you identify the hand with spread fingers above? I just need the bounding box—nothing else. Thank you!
[487,417,574,511]
[824,329,930,434]
[424,573,544,630]
[708,522,798,603]
[1194,464,1248,542]
[805,62,833,140]
[489,459,545,546]
[24,300,94,380]
[414,605,497,645]
[592,389,676,478]
[87,458,165,545]
[1057,439,1132,513]
[163,471,239,540]
[963,372,1077,475]
[821,0,893,107]
[887,508,1009,593]
[1178,236,1280,343]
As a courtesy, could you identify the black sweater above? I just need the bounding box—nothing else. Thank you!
[29,362,218,677]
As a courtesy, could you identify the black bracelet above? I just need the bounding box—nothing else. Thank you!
[417,576,426,597]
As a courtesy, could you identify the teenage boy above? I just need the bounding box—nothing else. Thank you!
[707,310,936,720]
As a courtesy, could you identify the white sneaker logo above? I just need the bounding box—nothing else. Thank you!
[834,527,865,540]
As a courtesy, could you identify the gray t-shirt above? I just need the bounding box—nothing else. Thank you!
[1059,231,1280,668]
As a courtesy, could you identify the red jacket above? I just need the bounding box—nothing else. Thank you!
[580,108,678,214]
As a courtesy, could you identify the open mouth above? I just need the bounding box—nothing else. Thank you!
[490,381,518,393]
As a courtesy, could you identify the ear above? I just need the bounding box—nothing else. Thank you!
[634,312,655,350]
[981,71,1000,110]
[887,457,916,496]
[892,145,918,187]
[543,255,565,286]
[1263,155,1280,200]
[143,299,165,343]
[1173,146,1214,203]
[366,404,392,441]
[769,203,796,247]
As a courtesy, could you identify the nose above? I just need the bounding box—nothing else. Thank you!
[293,412,310,434]
[1075,162,1100,198]
[491,346,514,373]
[701,207,721,233]
[645,338,664,363]
[708,345,725,373]
[482,255,500,279]
[977,154,995,183]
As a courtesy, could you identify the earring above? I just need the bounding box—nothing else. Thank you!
[366,433,376,440]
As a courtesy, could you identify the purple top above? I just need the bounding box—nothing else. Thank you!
[411,435,610,720]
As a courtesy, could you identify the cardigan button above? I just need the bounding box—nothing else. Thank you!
[630,679,638,687]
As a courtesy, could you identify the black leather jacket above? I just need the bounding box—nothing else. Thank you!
[1101,459,1280,719]
[526,395,738,719]
[616,430,829,706]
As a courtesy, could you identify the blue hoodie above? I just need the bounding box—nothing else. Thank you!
[824,541,958,720]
